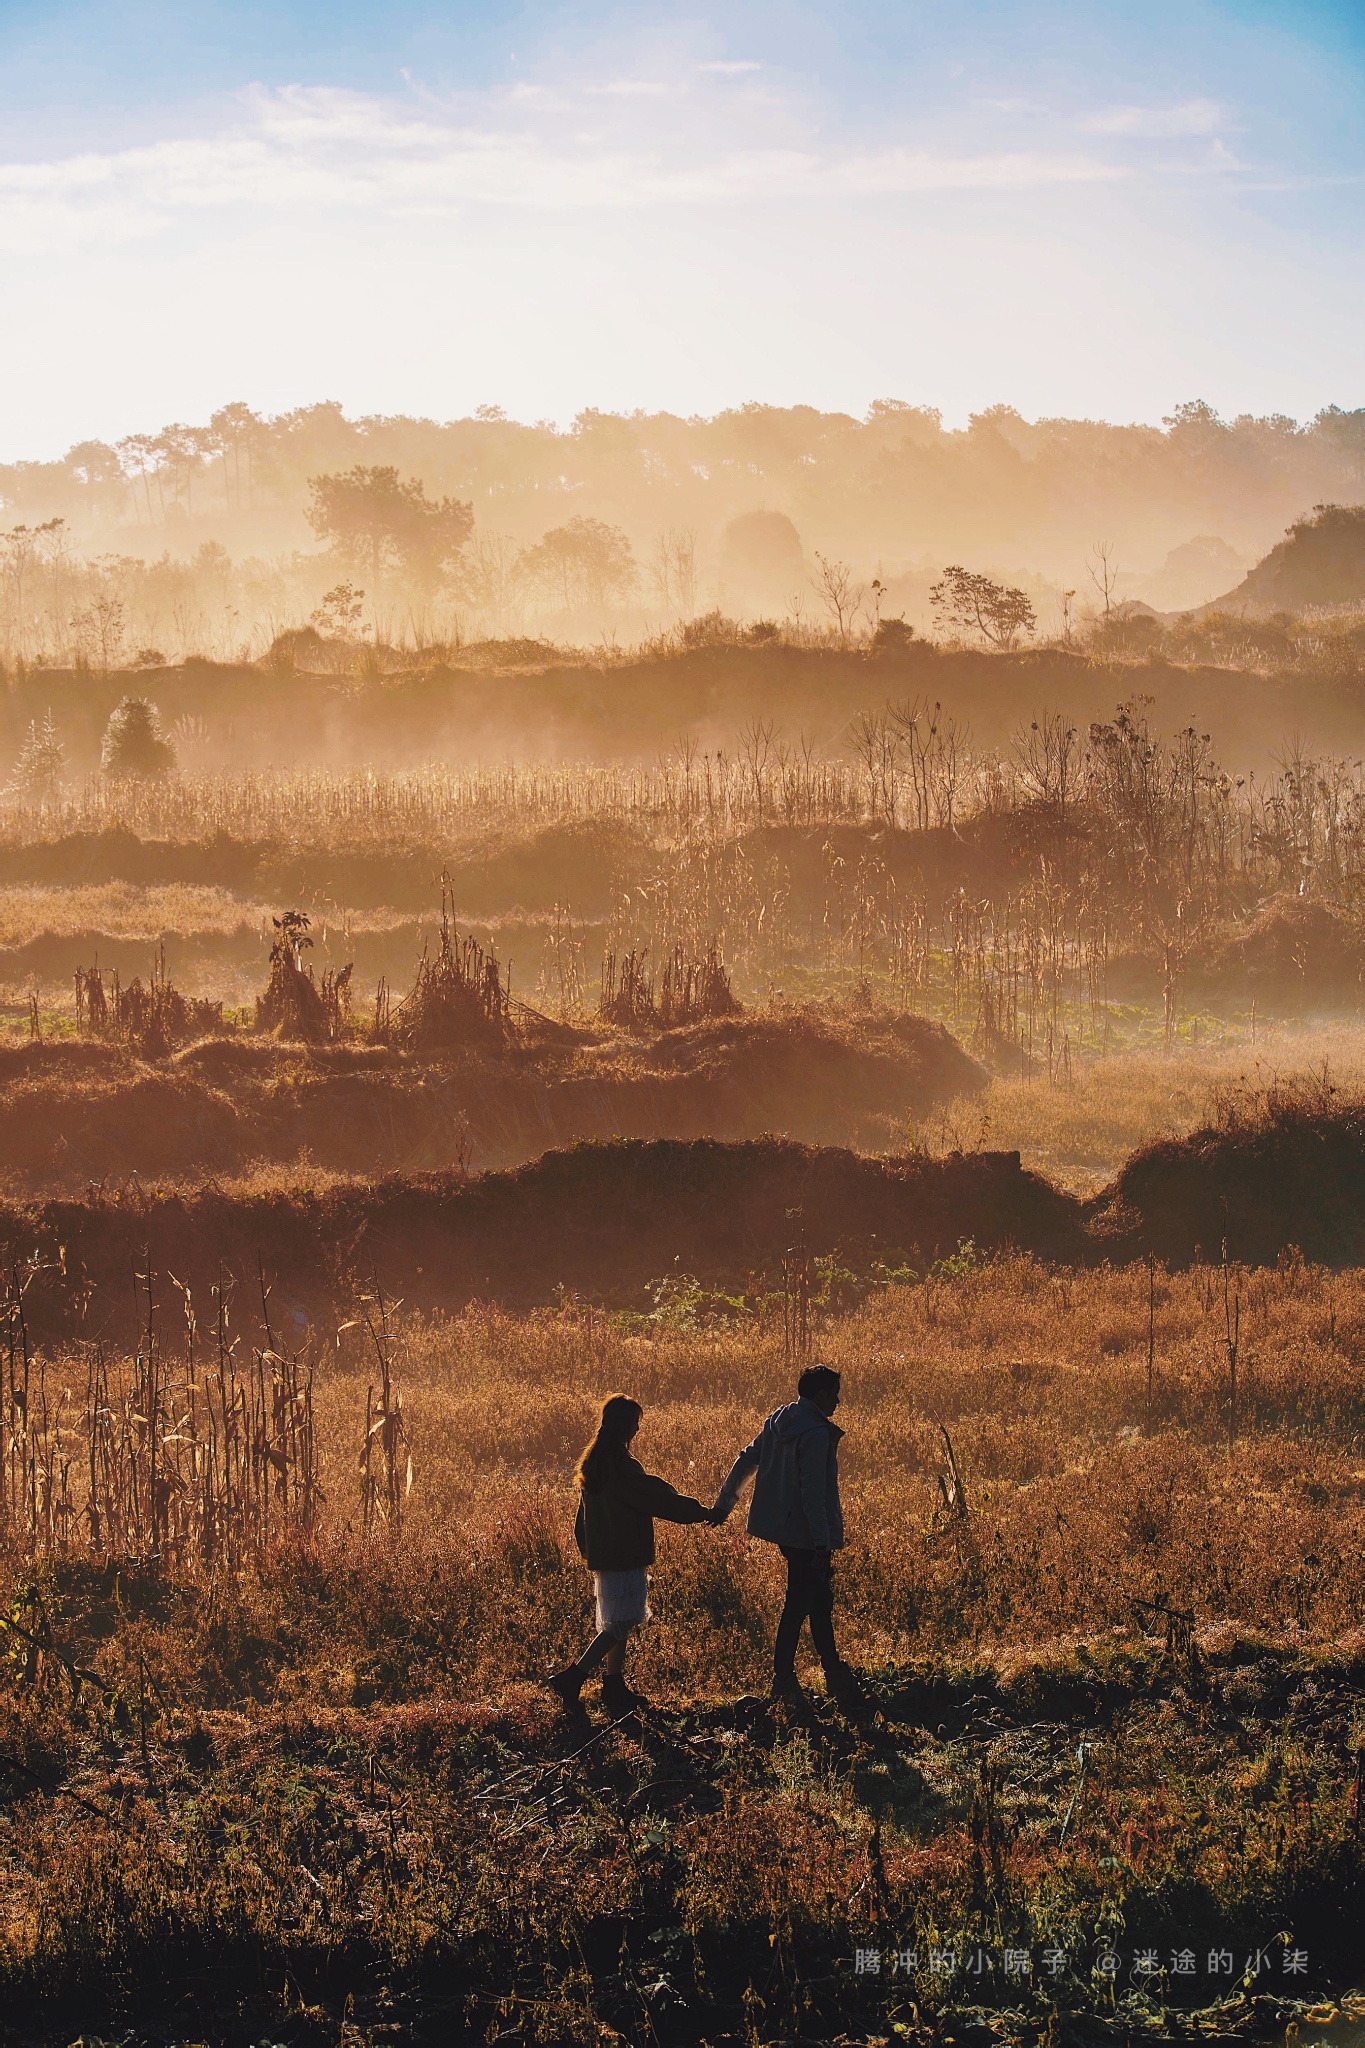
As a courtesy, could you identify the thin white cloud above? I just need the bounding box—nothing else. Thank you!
[1205,139,1245,170]
[807,146,1125,196]
[699,61,763,75]
[1084,98,1224,138]
[586,80,672,97]
[0,85,1129,253]
[0,20,1350,460]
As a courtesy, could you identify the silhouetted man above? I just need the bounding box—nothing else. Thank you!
[711,1363,865,1710]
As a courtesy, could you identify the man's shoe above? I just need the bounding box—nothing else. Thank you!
[768,1673,806,1706]
[545,1667,584,1711]
[826,1661,871,1715]
[601,1673,643,1717]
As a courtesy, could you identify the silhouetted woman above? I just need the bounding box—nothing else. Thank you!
[547,1393,710,1717]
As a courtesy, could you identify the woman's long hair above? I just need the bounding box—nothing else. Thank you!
[576,1394,642,1493]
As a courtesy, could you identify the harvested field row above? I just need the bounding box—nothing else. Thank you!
[0,1140,1070,1343]
[4,815,1365,1037]
[5,900,1356,1032]
[0,912,570,1005]
[0,819,637,916]
[8,979,1361,1204]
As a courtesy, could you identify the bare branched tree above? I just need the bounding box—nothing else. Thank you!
[888,698,940,831]
[848,710,899,823]
[811,553,866,645]
[462,532,522,632]
[70,594,127,673]
[1013,714,1081,813]
[739,718,776,825]
[1088,541,1120,620]
[651,528,698,618]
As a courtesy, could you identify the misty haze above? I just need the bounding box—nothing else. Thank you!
[3,395,1363,672]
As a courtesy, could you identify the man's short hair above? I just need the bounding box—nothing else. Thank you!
[798,1364,841,1403]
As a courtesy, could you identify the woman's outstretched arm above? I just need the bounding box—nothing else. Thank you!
[617,1464,711,1524]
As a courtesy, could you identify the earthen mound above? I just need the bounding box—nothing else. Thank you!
[0,1007,983,1193]
[4,1136,1085,1343]
[1191,895,1363,1009]
[1091,1080,1365,1264]
[567,1007,984,1147]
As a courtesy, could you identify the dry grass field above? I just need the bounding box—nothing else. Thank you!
[3,697,1365,1056]
[4,1231,1365,2043]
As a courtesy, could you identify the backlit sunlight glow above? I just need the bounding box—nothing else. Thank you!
[0,0,1358,450]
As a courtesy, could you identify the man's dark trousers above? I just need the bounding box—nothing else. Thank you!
[774,1544,839,1677]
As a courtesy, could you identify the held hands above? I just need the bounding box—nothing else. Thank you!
[705,1498,730,1527]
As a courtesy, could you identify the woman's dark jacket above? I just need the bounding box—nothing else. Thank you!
[574,1454,709,1570]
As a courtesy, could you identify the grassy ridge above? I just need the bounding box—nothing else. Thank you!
[0,1140,1072,1343]
[0,1011,981,1195]
[5,641,1363,773]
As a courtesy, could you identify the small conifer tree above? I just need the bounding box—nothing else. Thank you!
[100,697,176,779]
[10,708,65,799]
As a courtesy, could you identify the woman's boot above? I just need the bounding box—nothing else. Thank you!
[601,1671,643,1717]
[545,1667,584,1711]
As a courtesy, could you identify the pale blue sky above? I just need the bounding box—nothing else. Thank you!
[0,1,1359,456]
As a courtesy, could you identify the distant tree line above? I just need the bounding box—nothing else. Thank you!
[4,395,1364,583]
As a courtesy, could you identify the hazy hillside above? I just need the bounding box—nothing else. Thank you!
[1208,501,1365,612]
[1,639,1360,775]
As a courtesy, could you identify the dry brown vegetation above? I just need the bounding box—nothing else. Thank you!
[0,1076,1361,1349]
[3,623,1365,791]
[2,940,1365,2043]
[15,1242,1365,1655]
[926,1024,1365,1192]
[6,698,1365,1045]
[4,1239,1365,2041]
[0,1004,979,1193]
[0,692,1361,1212]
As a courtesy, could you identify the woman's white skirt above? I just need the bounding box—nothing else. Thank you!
[593,1566,651,1640]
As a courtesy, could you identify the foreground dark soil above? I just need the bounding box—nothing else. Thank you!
[2,1556,1358,2048]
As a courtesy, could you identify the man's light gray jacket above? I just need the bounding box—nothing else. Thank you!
[713,1396,844,1551]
